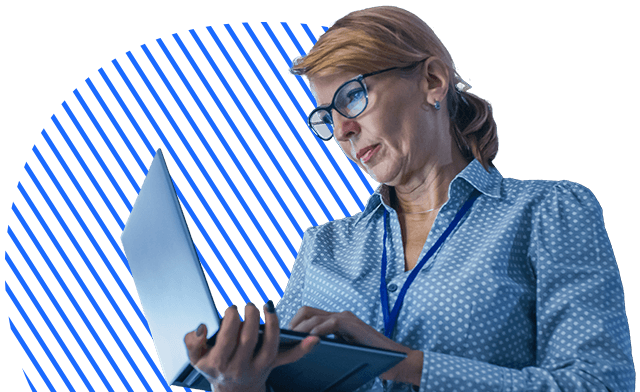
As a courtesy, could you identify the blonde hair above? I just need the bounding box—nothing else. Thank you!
[291,6,498,170]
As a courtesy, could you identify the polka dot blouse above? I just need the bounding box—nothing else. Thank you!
[276,159,635,391]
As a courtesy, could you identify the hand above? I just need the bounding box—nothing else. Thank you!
[184,302,319,392]
[289,306,424,386]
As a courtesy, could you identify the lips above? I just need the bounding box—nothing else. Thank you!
[356,144,381,164]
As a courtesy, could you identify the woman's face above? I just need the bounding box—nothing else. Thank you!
[310,69,451,188]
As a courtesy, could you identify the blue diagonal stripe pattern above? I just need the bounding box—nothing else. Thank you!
[4,23,376,391]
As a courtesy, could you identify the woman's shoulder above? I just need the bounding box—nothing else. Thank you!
[502,176,596,197]
[302,211,369,241]
[500,177,602,213]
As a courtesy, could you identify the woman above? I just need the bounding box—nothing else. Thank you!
[185,6,634,391]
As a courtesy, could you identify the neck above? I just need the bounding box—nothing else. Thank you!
[391,157,469,215]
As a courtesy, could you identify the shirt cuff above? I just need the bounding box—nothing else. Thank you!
[419,350,507,391]
[418,349,431,391]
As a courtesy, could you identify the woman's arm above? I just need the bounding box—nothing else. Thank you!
[413,181,635,391]
[287,182,635,391]
[276,229,314,327]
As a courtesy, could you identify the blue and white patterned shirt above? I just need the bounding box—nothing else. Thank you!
[276,159,635,391]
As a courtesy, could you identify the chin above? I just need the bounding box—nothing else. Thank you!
[366,170,398,186]
[362,159,401,185]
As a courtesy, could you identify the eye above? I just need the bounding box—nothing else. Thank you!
[345,88,366,114]
[346,88,365,102]
[335,80,367,117]
[321,112,333,124]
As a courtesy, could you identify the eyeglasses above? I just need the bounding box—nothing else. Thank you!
[307,60,427,141]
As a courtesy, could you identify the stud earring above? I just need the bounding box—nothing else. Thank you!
[434,100,441,110]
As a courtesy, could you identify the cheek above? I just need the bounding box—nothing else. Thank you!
[384,98,423,147]
[369,97,408,137]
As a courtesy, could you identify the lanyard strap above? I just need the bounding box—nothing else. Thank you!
[380,189,481,339]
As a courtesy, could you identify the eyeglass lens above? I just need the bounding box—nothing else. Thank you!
[310,79,367,139]
[309,110,334,140]
[335,80,367,117]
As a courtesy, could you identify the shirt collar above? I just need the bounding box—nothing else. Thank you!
[452,158,502,199]
[356,159,502,224]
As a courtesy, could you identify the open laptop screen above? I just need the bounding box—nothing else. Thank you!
[121,149,221,384]
[121,149,407,391]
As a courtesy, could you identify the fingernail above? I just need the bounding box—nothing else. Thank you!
[246,302,255,307]
[196,323,205,337]
[266,300,275,314]
[304,336,320,347]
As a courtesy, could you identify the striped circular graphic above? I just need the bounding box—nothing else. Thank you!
[5,23,378,391]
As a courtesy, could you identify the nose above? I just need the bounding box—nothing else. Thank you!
[333,111,360,142]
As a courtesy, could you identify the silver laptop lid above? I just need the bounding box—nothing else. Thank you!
[121,149,221,384]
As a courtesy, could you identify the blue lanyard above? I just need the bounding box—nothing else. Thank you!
[380,189,481,339]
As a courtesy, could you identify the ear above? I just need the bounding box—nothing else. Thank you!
[420,57,450,106]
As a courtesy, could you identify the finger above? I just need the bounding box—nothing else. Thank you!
[291,314,332,334]
[288,306,329,330]
[308,318,341,337]
[254,300,280,369]
[232,302,261,366]
[185,323,208,364]
[273,336,320,368]
[199,305,240,371]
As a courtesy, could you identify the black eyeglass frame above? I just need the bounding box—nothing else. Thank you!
[306,59,428,141]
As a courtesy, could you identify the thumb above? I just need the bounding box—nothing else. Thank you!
[273,336,320,368]
[184,323,208,364]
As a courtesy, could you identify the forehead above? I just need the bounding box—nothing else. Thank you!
[309,72,361,105]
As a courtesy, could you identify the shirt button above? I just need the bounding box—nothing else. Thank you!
[388,283,398,292]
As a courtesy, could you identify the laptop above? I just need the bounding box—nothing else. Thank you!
[121,149,407,391]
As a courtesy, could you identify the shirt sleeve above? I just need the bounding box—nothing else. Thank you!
[416,181,635,391]
[275,228,314,328]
